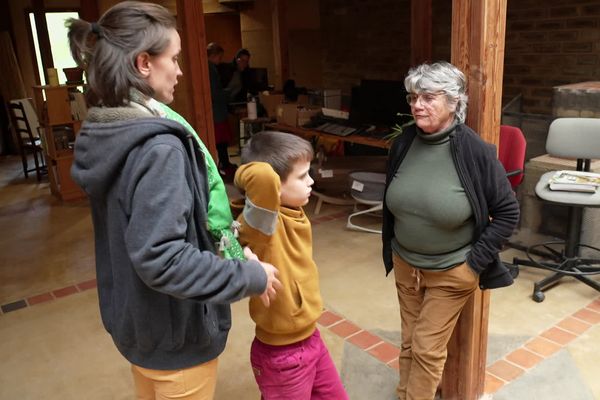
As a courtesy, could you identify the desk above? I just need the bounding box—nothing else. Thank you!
[265,122,391,149]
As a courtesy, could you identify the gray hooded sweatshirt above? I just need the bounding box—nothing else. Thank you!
[71,106,266,369]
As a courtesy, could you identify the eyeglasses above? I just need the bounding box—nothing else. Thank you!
[406,91,446,106]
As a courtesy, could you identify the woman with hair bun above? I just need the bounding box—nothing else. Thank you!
[67,2,280,398]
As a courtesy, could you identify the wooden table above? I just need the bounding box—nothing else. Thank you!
[265,122,391,149]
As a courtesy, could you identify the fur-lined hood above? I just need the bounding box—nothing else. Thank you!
[71,105,190,198]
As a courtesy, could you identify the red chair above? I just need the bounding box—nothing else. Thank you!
[498,125,527,278]
[499,125,527,190]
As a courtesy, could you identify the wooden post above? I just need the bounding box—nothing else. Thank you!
[176,0,216,157]
[32,0,53,82]
[410,0,432,67]
[271,0,289,90]
[79,0,100,23]
[451,0,507,147]
[441,1,507,399]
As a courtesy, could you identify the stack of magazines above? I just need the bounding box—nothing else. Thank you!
[548,170,600,193]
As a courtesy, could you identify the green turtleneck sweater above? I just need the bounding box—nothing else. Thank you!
[385,121,475,270]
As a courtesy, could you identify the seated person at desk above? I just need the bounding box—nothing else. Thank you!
[218,48,251,104]
[207,42,236,179]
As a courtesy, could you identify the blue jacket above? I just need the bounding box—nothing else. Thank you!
[382,123,520,289]
[71,106,266,369]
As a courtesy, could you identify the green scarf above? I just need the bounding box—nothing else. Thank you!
[159,103,245,260]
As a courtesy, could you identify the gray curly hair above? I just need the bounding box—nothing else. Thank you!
[404,61,468,123]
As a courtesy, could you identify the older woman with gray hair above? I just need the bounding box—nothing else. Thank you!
[382,61,519,400]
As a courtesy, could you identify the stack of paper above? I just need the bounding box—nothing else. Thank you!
[548,170,600,193]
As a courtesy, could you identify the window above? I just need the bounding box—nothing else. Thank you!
[29,11,79,85]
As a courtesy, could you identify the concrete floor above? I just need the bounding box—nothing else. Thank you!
[1,153,600,400]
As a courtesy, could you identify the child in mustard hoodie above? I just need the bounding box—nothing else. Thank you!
[234,131,348,399]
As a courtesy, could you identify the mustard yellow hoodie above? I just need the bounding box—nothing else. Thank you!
[234,162,323,345]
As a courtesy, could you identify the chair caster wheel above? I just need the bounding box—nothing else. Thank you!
[532,291,545,303]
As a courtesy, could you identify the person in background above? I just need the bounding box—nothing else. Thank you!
[67,3,280,399]
[381,61,519,400]
[218,48,251,103]
[233,131,349,400]
[207,42,236,180]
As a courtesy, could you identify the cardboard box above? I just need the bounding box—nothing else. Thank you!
[276,104,321,127]
[260,92,311,119]
[276,103,300,126]
[297,106,321,127]
[259,92,284,119]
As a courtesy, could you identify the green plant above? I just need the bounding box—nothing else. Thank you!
[384,113,415,142]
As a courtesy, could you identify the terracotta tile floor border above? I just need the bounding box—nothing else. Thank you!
[27,292,54,306]
[317,310,344,327]
[52,285,79,298]
[318,296,600,396]
[524,337,561,358]
[484,297,600,394]
[486,359,525,382]
[0,279,97,314]
[77,279,98,291]
[346,330,383,350]
[484,372,505,393]
[505,348,543,369]
[328,320,362,339]
[1,272,599,398]
[573,308,600,324]
[540,326,578,346]
[368,341,401,364]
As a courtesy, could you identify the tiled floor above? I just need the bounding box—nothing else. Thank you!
[1,154,600,399]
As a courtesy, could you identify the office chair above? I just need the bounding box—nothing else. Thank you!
[346,171,386,234]
[499,125,527,190]
[8,99,46,181]
[512,118,600,302]
[498,125,527,277]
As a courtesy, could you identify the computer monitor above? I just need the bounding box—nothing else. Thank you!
[246,67,269,95]
[349,79,410,126]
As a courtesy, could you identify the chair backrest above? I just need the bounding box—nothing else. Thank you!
[546,118,600,160]
[499,125,527,189]
[8,99,40,142]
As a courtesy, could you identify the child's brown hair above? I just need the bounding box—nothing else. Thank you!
[241,131,313,181]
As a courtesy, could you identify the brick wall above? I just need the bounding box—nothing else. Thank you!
[504,1,600,114]
[320,0,600,116]
[320,0,411,94]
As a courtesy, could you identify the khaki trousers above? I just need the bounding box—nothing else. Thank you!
[131,358,218,400]
[393,254,479,400]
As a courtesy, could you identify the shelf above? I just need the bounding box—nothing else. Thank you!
[33,85,86,201]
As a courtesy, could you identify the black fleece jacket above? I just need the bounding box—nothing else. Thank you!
[71,107,267,369]
[382,123,520,290]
